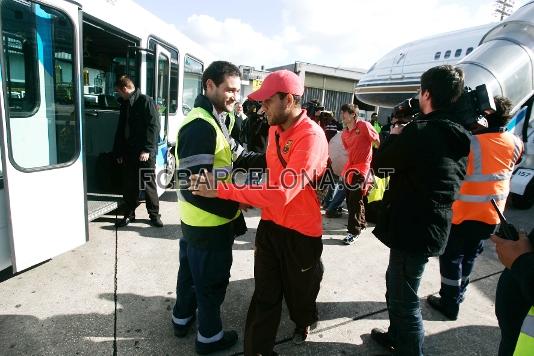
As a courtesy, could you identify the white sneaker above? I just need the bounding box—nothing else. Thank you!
[343,233,357,245]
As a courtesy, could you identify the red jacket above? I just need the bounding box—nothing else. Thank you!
[217,110,329,237]
[341,120,379,181]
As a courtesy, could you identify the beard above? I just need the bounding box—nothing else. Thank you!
[267,109,289,126]
[211,91,234,113]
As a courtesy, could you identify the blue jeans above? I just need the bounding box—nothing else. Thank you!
[386,249,429,356]
[325,182,346,213]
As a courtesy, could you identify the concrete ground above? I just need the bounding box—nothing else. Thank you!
[0,190,533,355]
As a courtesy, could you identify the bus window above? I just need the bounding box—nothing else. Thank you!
[82,20,138,108]
[147,38,178,114]
[2,3,39,117]
[170,55,178,114]
[1,0,78,169]
[183,55,203,115]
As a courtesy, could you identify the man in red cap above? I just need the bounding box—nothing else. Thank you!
[190,70,329,354]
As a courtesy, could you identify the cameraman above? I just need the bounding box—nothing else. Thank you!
[241,100,269,153]
[306,99,324,126]
[427,96,523,321]
[370,65,471,355]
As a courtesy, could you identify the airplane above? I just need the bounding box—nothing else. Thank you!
[355,0,534,209]
[354,23,494,108]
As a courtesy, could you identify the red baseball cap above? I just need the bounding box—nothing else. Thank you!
[248,70,304,101]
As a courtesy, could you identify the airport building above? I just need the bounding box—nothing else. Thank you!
[239,62,376,120]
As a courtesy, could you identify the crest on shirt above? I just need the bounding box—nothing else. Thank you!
[283,140,293,154]
[355,128,360,135]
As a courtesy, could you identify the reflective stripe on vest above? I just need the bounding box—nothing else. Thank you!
[514,306,534,356]
[452,132,523,225]
[176,107,240,227]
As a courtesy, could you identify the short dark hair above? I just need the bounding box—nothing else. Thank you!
[420,65,464,111]
[115,75,134,89]
[488,96,513,127]
[202,61,241,90]
[341,103,358,115]
[371,112,378,118]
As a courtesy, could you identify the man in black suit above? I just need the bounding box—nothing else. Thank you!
[113,75,163,228]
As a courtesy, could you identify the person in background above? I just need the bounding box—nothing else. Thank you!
[427,96,523,321]
[230,101,246,145]
[322,111,341,142]
[113,74,163,228]
[370,112,382,134]
[340,103,379,245]
[241,99,269,153]
[324,129,347,218]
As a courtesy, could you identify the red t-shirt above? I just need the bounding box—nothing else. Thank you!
[341,120,379,181]
[217,110,329,237]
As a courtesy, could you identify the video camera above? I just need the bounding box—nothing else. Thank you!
[392,84,496,127]
[305,100,325,117]
[243,100,262,115]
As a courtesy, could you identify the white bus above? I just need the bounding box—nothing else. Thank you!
[0,0,212,273]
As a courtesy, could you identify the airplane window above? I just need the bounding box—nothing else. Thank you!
[444,50,451,59]
[466,47,473,55]
[455,49,462,57]
[434,51,441,60]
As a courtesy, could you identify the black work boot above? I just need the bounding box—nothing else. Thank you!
[427,295,459,320]
[195,330,238,355]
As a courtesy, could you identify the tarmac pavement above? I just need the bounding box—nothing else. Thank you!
[0,190,533,355]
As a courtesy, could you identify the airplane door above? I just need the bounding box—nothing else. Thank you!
[154,46,171,194]
[390,52,407,81]
[0,0,86,272]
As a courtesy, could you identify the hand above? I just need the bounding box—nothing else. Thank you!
[491,231,532,269]
[239,203,252,212]
[390,124,405,135]
[116,157,123,164]
[189,171,218,198]
[139,152,150,161]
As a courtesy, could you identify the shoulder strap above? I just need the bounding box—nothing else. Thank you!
[274,131,287,168]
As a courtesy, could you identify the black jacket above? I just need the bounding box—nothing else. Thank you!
[372,110,471,257]
[113,89,160,156]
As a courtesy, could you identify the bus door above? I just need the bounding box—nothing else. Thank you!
[154,46,171,194]
[0,0,86,272]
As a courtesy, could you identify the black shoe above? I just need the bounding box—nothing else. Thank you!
[325,210,342,218]
[292,325,310,345]
[172,314,196,337]
[195,330,238,355]
[115,215,135,228]
[427,295,458,320]
[371,328,395,352]
[150,215,164,227]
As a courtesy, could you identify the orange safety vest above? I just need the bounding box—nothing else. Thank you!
[452,131,523,225]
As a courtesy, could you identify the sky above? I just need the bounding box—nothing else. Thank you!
[134,0,528,71]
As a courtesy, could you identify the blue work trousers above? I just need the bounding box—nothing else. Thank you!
[173,238,233,338]
[439,221,495,307]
